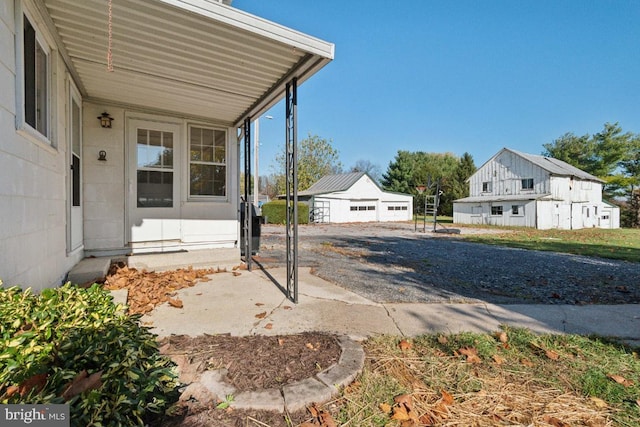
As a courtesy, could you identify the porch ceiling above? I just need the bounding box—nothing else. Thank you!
[41,0,334,126]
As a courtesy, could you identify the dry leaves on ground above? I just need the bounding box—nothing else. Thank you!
[300,403,337,427]
[61,370,103,401]
[103,265,234,315]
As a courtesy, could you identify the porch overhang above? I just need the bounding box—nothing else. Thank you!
[40,0,334,125]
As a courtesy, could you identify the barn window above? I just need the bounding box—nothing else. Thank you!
[491,206,503,215]
[521,178,534,190]
[511,205,523,216]
[482,181,492,192]
[367,206,375,211]
[350,206,357,211]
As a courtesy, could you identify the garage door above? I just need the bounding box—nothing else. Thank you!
[349,202,377,222]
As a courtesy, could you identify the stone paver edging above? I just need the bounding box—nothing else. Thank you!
[178,335,364,413]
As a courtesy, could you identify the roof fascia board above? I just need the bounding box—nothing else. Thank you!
[157,0,335,59]
[233,54,331,127]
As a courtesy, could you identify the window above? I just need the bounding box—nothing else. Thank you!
[23,14,50,138]
[367,206,375,211]
[482,181,492,192]
[137,129,174,207]
[350,206,357,211]
[189,126,226,197]
[521,178,534,190]
[511,205,523,216]
[491,205,503,215]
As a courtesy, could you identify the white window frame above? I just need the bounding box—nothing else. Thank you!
[491,205,503,216]
[15,1,56,148]
[188,124,228,200]
[482,181,492,193]
[521,178,534,191]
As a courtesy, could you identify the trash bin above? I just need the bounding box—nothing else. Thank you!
[240,202,261,255]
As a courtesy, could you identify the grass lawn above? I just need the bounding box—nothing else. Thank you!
[459,227,640,263]
[336,329,640,426]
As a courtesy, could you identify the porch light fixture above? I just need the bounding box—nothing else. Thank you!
[98,112,114,128]
[98,150,107,161]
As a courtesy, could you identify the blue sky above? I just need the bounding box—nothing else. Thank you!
[235,0,640,174]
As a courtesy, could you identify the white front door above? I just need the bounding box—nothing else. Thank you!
[127,119,181,248]
[68,83,83,252]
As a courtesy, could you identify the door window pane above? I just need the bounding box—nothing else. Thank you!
[137,170,173,207]
[136,127,174,207]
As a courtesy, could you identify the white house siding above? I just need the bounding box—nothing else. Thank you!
[0,0,81,289]
[82,104,240,255]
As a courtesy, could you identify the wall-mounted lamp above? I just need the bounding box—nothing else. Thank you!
[97,112,114,128]
[98,150,107,161]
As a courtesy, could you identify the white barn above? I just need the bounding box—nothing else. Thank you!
[0,0,333,290]
[298,172,414,223]
[453,148,620,230]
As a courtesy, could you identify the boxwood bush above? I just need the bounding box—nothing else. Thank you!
[0,281,179,426]
[261,200,309,224]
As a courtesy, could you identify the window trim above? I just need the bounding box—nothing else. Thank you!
[491,205,503,216]
[521,178,534,191]
[187,124,228,200]
[482,181,492,193]
[15,1,56,148]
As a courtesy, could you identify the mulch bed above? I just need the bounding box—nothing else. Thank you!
[159,332,341,391]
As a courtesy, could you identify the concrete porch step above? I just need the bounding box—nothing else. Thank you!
[126,248,241,272]
[66,257,111,286]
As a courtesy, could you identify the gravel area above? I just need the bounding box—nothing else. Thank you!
[256,222,640,305]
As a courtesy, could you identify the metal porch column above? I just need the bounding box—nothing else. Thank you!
[285,78,298,303]
[243,117,252,271]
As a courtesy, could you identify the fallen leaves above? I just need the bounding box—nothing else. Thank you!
[301,403,337,427]
[398,339,413,351]
[104,265,224,315]
[379,391,455,426]
[168,298,183,308]
[61,370,102,400]
[4,373,48,398]
[607,373,634,387]
[458,347,482,364]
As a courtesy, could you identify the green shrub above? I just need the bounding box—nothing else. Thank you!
[261,200,309,224]
[0,282,179,426]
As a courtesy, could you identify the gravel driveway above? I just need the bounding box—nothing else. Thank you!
[255,222,640,305]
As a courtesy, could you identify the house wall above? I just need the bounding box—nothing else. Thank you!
[0,0,81,289]
[82,103,240,255]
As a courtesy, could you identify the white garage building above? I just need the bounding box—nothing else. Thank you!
[298,172,413,223]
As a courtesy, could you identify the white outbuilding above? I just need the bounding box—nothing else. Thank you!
[298,172,414,223]
[453,148,620,230]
